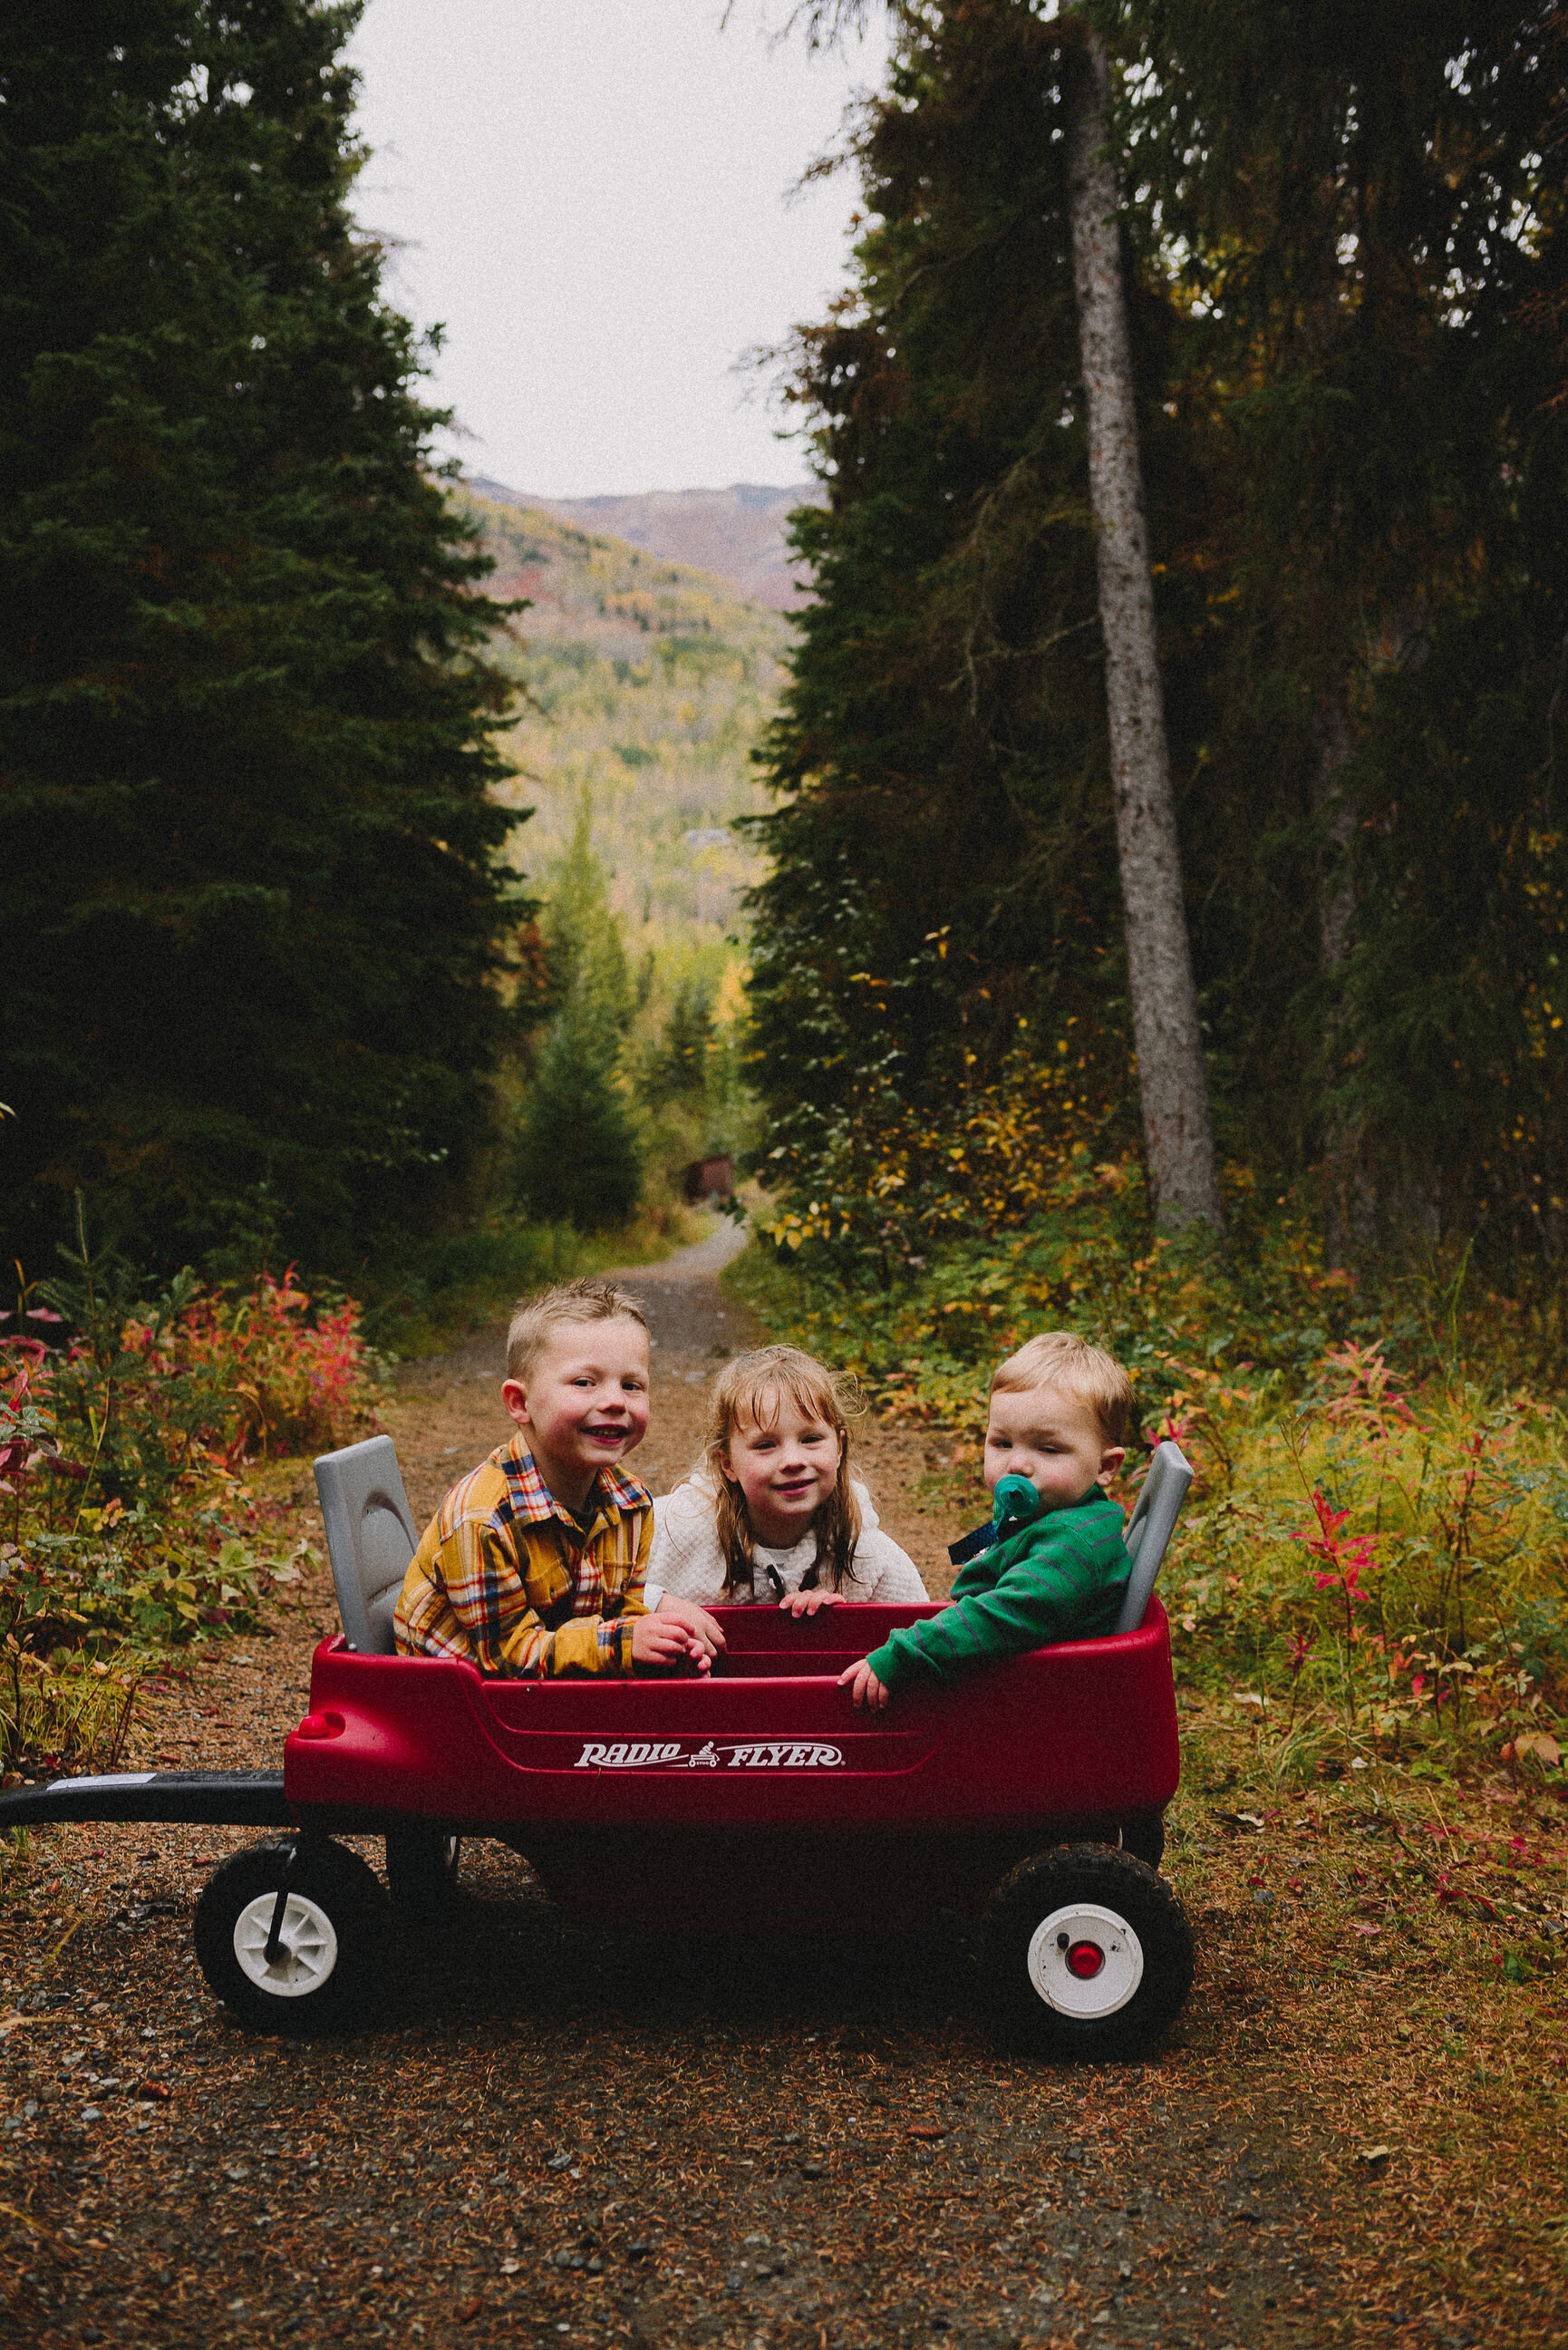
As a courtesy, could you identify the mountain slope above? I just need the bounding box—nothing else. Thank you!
[468,476,823,611]
[457,485,788,946]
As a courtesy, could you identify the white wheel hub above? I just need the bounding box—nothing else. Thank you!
[233,1889,339,1999]
[1026,1900,1144,2018]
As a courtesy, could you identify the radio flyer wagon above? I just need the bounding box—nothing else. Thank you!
[0,1438,1196,2056]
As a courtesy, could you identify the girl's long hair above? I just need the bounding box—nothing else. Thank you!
[703,1345,865,1597]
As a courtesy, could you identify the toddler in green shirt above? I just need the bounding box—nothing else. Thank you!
[838,1331,1133,1710]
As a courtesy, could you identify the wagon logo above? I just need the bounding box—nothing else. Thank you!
[574,1739,843,1772]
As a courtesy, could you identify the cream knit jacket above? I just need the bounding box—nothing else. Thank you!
[646,1472,927,1607]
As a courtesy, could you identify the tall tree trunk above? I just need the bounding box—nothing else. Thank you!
[1312,683,1357,971]
[1065,29,1223,1229]
[1312,681,1373,1264]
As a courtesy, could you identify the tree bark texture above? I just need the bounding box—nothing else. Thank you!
[1065,31,1223,1229]
[1312,682,1357,973]
[1312,680,1376,1262]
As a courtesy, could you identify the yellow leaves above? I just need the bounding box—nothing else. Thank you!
[753,1201,834,1254]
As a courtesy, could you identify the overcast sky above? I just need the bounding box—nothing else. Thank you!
[347,0,887,499]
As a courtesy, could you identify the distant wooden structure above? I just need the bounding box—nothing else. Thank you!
[682,1154,734,1205]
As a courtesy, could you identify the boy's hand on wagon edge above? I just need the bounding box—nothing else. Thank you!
[780,1590,845,1617]
[651,1592,726,1656]
[838,1657,890,1710]
[631,1614,713,1673]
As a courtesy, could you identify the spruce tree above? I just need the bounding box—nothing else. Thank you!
[0,0,518,1277]
[648,982,715,1110]
[772,8,1222,1239]
[540,802,635,1034]
[1112,0,1568,1260]
[515,1013,644,1231]
[514,810,644,1229]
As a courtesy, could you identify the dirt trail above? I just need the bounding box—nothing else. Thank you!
[0,1231,1337,2350]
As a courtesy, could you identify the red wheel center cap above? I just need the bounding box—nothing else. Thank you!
[1066,1938,1105,1980]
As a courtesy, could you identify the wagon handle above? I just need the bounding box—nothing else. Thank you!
[263,1840,301,1964]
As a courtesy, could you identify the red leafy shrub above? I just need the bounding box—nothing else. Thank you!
[0,1230,382,1772]
[122,1267,380,1464]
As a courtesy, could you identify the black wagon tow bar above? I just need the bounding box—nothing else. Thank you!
[0,1770,293,1830]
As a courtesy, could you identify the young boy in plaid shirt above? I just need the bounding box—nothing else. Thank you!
[395,1277,721,1676]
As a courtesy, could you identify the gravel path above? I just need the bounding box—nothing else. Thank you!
[0,1233,1334,2349]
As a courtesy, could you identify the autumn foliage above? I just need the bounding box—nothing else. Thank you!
[0,1242,380,1778]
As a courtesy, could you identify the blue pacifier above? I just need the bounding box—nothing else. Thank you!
[992,1473,1045,1531]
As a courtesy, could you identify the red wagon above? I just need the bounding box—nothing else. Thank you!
[0,1437,1196,2055]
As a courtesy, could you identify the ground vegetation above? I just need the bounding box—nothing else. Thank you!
[0,1202,381,1781]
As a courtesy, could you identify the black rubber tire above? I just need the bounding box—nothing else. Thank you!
[193,1840,387,2034]
[1119,1813,1166,1871]
[385,1826,462,1919]
[980,1842,1194,2057]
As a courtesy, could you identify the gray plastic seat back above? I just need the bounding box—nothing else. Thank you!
[1112,1439,1194,1635]
[313,1434,419,1655]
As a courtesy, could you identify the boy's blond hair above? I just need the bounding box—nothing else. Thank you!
[990,1331,1132,1448]
[506,1277,649,1384]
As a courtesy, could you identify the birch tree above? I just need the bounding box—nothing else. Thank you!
[1061,21,1222,1228]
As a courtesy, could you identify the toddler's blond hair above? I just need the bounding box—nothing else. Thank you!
[990,1331,1132,1448]
[506,1277,649,1384]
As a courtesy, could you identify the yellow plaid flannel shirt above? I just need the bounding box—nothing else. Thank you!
[393,1435,652,1676]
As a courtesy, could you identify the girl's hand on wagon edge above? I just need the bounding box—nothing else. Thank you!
[780,1589,845,1617]
[838,1657,890,1710]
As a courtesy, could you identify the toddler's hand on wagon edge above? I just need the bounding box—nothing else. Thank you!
[780,1590,845,1617]
[631,1613,713,1674]
[838,1657,890,1710]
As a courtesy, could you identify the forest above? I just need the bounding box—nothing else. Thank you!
[0,5,752,1332]
[9,2,1562,1323]
[748,0,1567,1321]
